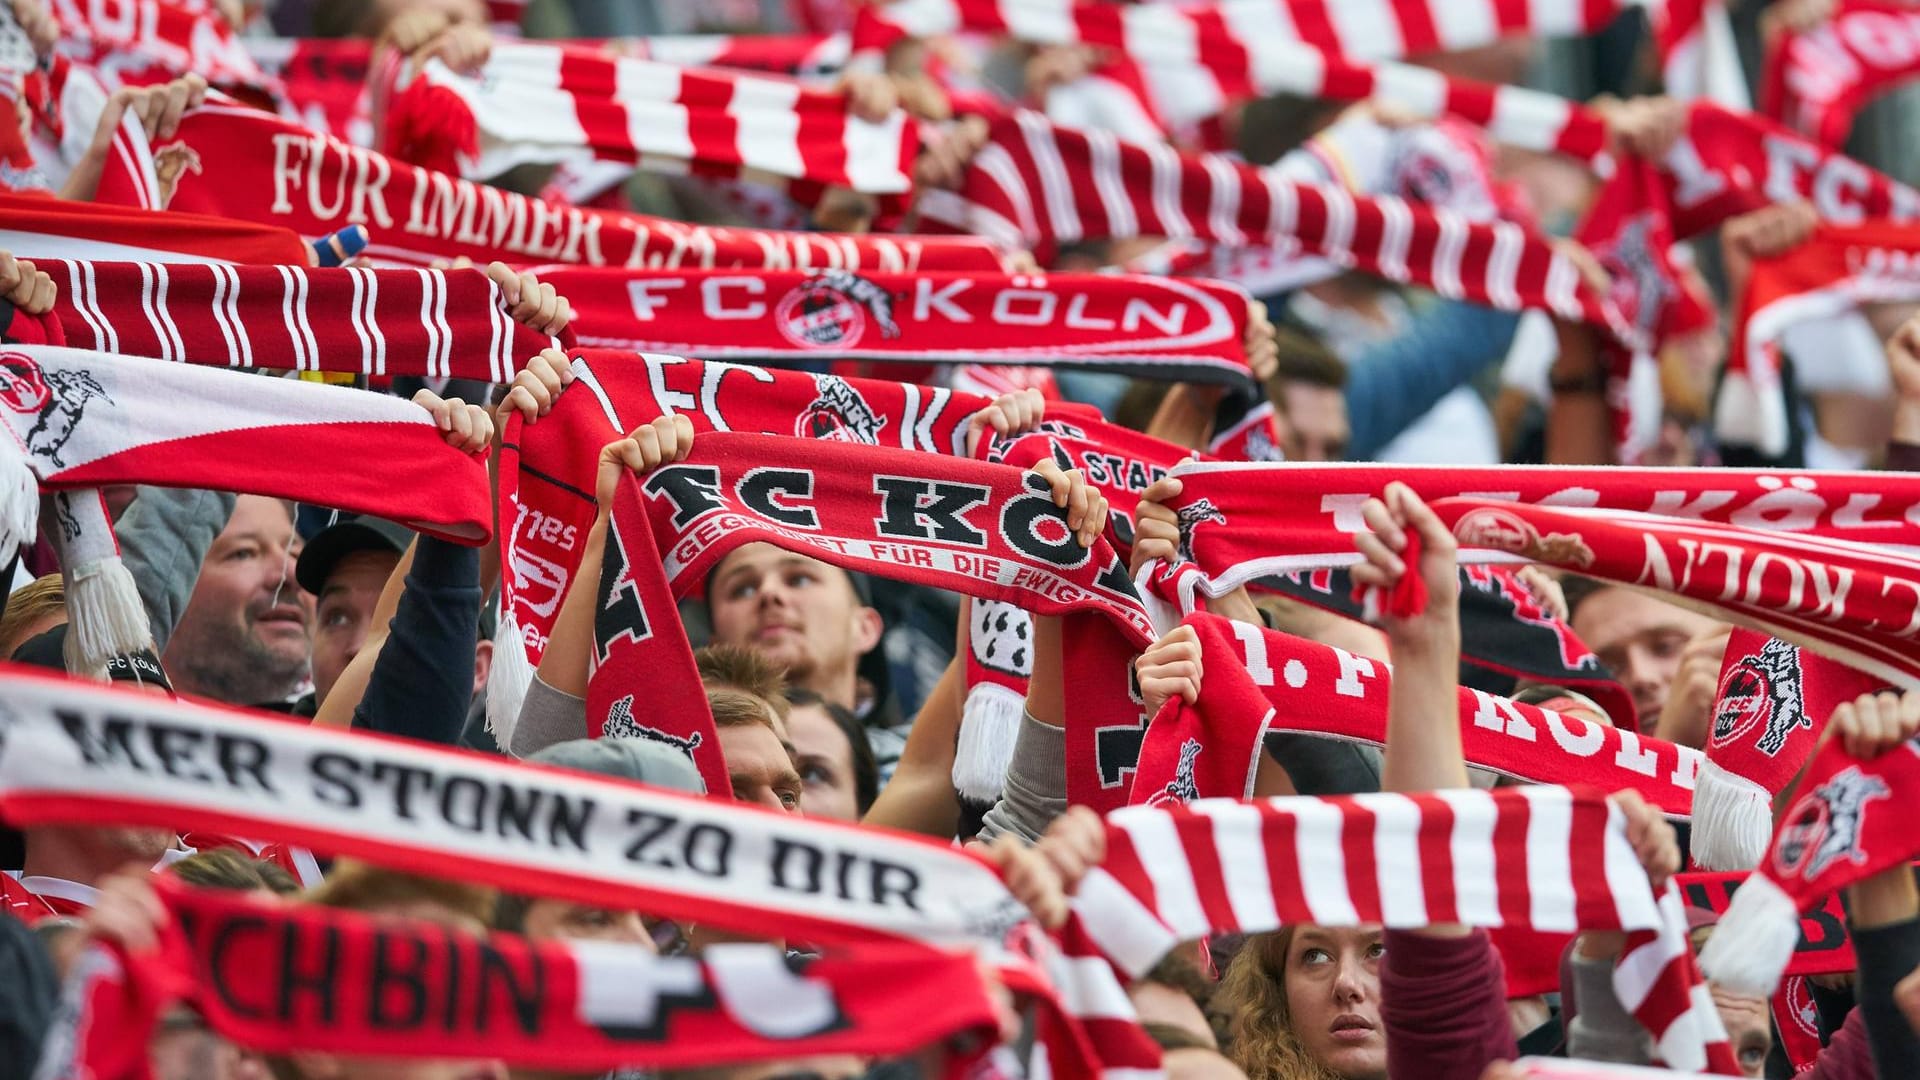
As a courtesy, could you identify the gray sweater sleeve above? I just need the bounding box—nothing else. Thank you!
[1565,950,1655,1064]
[976,712,1067,844]
[113,487,234,655]
[508,671,589,758]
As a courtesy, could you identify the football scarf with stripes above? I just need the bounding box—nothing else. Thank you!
[1076,786,1737,1073]
[593,432,1158,814]
[1763,0,1920,148]
[1130,612,1700,818]
[47,877,1003,1080]
[1702,716,1920,998]
[0,667,1153,1080]
[37,259,562,381]
[0,190,308,264]
[544,265,1255,385]
[92,101,1001,273]
[919,112,1640,346]
[490,351,992,736]
[1728,221,1920,456]
[384,43,914,202]
[1142,460,1920,616]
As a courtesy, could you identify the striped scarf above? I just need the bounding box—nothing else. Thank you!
[1762,0,1920,148]
[383,42,916,201]
[1077,786,1738,1073]
[919,111,1640,346]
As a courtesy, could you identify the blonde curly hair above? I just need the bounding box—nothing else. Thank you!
[1215,928,1348,1080]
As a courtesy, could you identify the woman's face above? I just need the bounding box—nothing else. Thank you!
[520,901,653,949]
[787,703,860,822]
[1281,926,1386,1080]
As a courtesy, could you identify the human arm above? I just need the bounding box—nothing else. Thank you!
[59,75,207,203]
[1343,301,1521,461]
[862,646,966,838]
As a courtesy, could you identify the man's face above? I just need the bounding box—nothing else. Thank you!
[309,549,399,706]
[1711,985,1772,1078]
[520,900,653,948]
[718,721,803,813]
[1570,587,1722,733]
[707,543,878,692]
[1278,382,1349,461]
[163,496,312,704]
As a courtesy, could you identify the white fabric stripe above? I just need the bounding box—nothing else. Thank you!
[1146,140,1193,240]
[1001,0,1076,42]
[1601,798,1664,933]
[274,265,306,371]
[842,108,911,193]
[1352,793,1427,926]
[729,77,806,181]
[1377,197,1412,283]
[1085,129,1138,238]
[1489,85,1577,152]
[1374,63,1448,119]
[1614,886,1689,1010]
[1320,186,1356,267]
[616,59,693,162]
[1517,785,1578,933]
[1262,171,1299,248]
[222,263,251,368]
[1226,8,1314,95]
[292,267,320,373]
[1488,221,1524,310]
[1433,0,1498,50]
[1434,788,1500,924]
[1020,112,1084,244]
[1051,954,1142,1019]
[346,266,375,375]
[1289,798,1360,924]
[1544,250,1583,320]
[61,261,109,352]
[431,271,453,379]
[134,263,168,363]
[364,269,387,377]
[1190,800,1281,933]
[1432,210,1467,299]
[151,264,186,363]
[206,263,242,366]
[1327,0,1406,62]
[1116,811,1210,940]
[413,269,440,381]
[1202,155,1246,249]
[487,277,509,384]
[974,143,1042,248]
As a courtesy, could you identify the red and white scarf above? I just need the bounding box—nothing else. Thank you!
[0,666,1153,1080]
[383,42,916,198]
[594,431,1158,813]
[50,877,1002,1080]
[1763,0,1920,147]
[921,111,1639,345]
[92,101,1003,272]
[1131,612,1700,817]
[1729,221,1920,456]
[1650,0,1750,107]
[50,0,268,93]
[546,265,1254,383]
[243,37,375,144]
[491,351,996,735]
[1701,709,1920,997]
[1076,785,1737,1073]
[37,259,562,381]
[0,189,307,265]
[1678,870,1856,978]
[1142,460,1920,616]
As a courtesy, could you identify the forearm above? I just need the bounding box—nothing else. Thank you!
[1345,304,1520,461]
[976,711,1069,844]
[1024,614,1065,729]
[1544,320,1613,465]
[1379,633,1466,794]
[536,510,608,699]
[863,655,964,838]
[1145,384,1223,451]
[350,535,482,744]
[313,539,422,731]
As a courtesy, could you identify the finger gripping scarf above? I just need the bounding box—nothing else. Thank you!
[1131,613,1701,819]
[592,431,1158,813]
[1073,786,1737,1074]
[52,878,1001,1080]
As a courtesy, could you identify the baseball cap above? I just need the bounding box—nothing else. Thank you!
[528,737,705,795]
[12,624,173,693]
[295,516,413,595]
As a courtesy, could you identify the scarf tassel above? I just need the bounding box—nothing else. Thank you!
[0,439,36,567]
[954,682,1024,803]
[485,606,535,751]
[1686,757,1777,872]
[46,490,151,679]
[1698,872,1802,997]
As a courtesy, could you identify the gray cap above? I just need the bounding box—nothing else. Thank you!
[527,737,705,795]
[295,516,413,595]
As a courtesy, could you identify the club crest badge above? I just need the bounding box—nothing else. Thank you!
[1712,636,1808,755]
[1774,766,1889,881]
[775,270,900,350]
[1452,506,1596,568]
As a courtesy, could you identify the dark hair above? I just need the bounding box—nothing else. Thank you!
[1142,1021,1218,1054]
[170,847,300,895]
[1271,326,1347,391]
[1143,947,1217,1011]
[1558,574,1609,622]
[696,643,791,723]
[786,687,879,814]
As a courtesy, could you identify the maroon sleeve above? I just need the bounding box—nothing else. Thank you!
[1380,929,1519,1080]
[1888,442,1920,474]
[1802,1008,1873,1080]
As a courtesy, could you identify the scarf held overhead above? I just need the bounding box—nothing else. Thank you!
[593,431,1157,813]
[1130,612,1698,817]
[546,266,1253,383]
[91,102,1001,273]
[49,877,1001,1080]
[1074,786,1736,1074]
[1762,0,1920,148]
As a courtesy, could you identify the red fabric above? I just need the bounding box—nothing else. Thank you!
[923,111,1639,346]
[38,260,561,379]
[1764,0,1920,147]
[0,344,491,544]
[51,0,268,92]
[385,42,917,199]
[1380,929,1519,1080]
[1351,531,1427,619]
[0,189,306,265]
[600,432,1157,812]
[92,101,1002,273]
[243,38,374,143]
[55,878,1001,1080]
[1131,613,1701,817]
[545,266,1254,382]
[1086,788,1736,1073]
[1679,871,1857,977]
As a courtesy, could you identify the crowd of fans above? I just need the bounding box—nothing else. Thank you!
[9,0,1920,1078]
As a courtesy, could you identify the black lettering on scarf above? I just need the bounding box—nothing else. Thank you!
[644,464,727,529]
[872,476,990,546]
[54,710,278,794]
[738,467,820,529]
[768,838,922,911]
